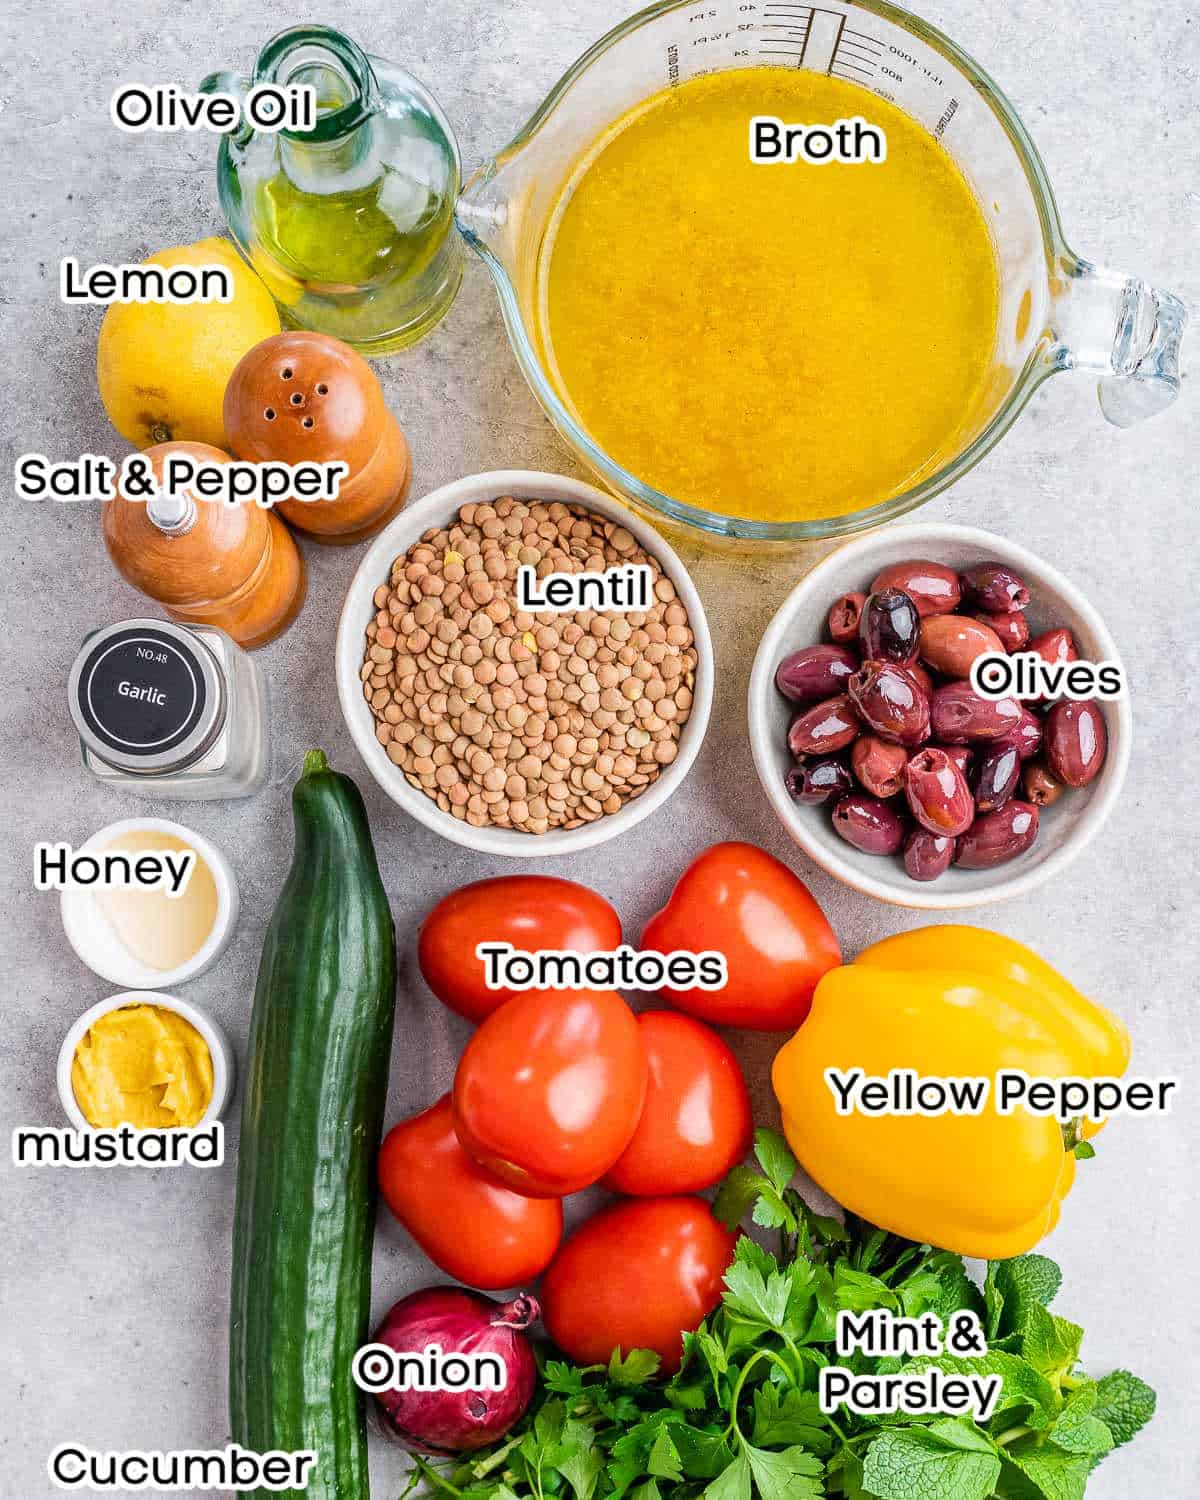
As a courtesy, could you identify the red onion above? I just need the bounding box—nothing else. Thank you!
[365,1286,539,1454]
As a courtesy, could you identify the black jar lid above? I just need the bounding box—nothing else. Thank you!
[67,619,227,775]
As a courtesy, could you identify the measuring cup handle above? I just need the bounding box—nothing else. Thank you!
[1050,257,1187,428]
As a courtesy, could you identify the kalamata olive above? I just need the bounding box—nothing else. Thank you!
[1007,709,1043,761]
[776,644,859,703]
[954,802,1039,869]
[919,614,1005,678]
[832,793,907,855]
[848,662,930,746]
[859,589,920,665]
[904,829,955,882]
[939,744,974,779]
[974,609,1029,653]
[904,747,974,836]
[974,740,1022,813]
[930,682,1023,742]
[852,735,909,798]
[788,694,860,757]
[1028,627,1078,669]
[1044,700,1108,787]
[785,757,853,806]
[960,562,1031,614]
[870,560,961,617]
[1023,760,1064,806]
[828,592,867,644]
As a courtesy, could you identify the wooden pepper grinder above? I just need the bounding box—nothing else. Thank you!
[102,441,306,649]
[223,332,411,544]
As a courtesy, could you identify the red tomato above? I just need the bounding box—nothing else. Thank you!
[452,988,646,1197]
[377,1095,562,1289]
[641,842,841,1030]
[541,1198,736,1374]
[418,877,622,1023]
[603,1012,752,1195]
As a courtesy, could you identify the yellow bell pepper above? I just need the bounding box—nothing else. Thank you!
[771,927,1130,1259]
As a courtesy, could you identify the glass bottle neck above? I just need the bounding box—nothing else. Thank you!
[254,27,382,191]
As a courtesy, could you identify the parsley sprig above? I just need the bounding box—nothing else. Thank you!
[401,1131,1154,1500]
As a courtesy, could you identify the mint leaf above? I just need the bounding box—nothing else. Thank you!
[1020,1308,1083,1383]
[914,1352,1057,1430]
[609,1347,661,1386]
[862,1419,1001,1500]
[988,1256,1064,1342]
[1049,1385,1114,1457]
[703,1453,751,1500]
[899,1252,985,1323]
[1002,1442,1095,1500]
[1091,1369,1156,1447]
[753,1128,798,1195]
[750,1385,832,1452]
[714,1164,769,1231]
[742,1441,824,1500]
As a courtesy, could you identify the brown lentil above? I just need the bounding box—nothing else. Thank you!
[362,497,698,833]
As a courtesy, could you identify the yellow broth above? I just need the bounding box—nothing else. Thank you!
[536,69,1000,524]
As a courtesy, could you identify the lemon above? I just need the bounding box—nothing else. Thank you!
[97,238,280,449]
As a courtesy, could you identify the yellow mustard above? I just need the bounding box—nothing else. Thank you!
[72,1004,213,1128]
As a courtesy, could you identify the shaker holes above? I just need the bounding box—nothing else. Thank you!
[264,408,276,420]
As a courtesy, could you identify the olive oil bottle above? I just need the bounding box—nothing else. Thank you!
[207,26,462,354]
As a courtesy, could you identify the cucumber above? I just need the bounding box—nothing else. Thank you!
[230,749,396,1498]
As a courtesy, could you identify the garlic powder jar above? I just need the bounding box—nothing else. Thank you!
[68,618,268,799]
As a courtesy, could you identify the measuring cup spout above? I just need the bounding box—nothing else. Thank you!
[1049,257,1187,427]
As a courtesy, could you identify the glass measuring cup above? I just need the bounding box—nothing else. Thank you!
[455,0,1187,543]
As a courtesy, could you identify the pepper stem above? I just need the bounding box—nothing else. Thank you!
[302,749,329,777]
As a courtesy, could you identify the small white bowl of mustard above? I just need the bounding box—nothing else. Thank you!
[57,991,234,1132]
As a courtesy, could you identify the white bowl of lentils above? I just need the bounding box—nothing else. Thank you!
[336,471,713,855]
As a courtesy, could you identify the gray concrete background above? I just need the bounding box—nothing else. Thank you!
[2,1,1196,1495]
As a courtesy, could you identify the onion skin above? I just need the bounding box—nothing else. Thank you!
[371,1287,539,1454]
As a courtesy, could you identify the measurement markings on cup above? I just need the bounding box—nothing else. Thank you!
[832,28,884,82]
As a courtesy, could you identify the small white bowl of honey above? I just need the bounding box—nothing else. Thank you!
[59,818,239,989]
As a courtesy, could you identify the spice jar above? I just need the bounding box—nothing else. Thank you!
[68,618,268,799]
[102,441,305,649]
[224,332,410,544]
